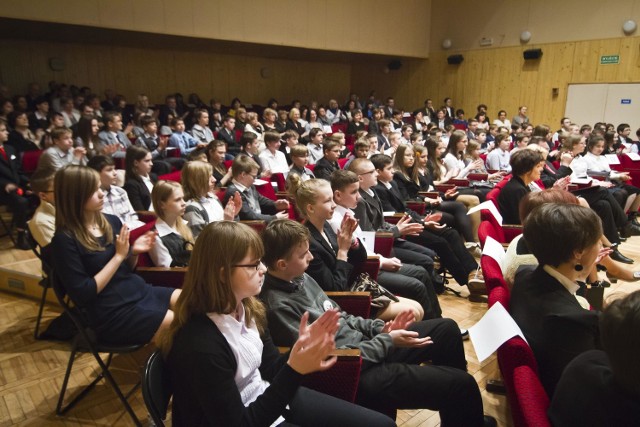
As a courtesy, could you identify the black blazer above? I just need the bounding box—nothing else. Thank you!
[510,266,601,397]
[353,188,395,236]
[285,120,304,137]
[223,183,277,222]
[304,221,366,292]
[218,127,239,151]
[7,130,39,154]
[392,171,422,201]
[123,174,157,211]
[313,157,339,181]
[0,144,28,199]
[346,121,365,136]
[373,181,424,224]
[167,313,302,426]
[540,160,572,189]
[497,175,530,225]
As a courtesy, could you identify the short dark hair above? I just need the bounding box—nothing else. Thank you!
[370,153,393,171]
[330,169,358,192]
[309,128,323,139]
[510,148,544,176]
[140,115,156,128]
[263,131,280,144]
[587,134,605,152]
[617,123,630,134]
[87,155,115,173]
[262,219,310,269]
[29,168,56,193]
[523,203,602,266]
[51,127,72,141]
[240,132,257,148]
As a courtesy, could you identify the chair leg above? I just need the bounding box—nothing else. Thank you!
[56,346,106,415]
[92,352,142,426]
[0,214,16,245]
[34,282,49,339]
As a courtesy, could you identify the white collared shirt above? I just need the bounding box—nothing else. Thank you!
[259,149,289,174]
[543,264,590,309]
[208,305,284,424]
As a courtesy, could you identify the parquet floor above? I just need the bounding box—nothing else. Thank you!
[0,233,638,427]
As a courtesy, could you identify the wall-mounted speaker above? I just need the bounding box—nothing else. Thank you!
[523,49,543,60]
[388,60,402,70]
[447,54,464,65]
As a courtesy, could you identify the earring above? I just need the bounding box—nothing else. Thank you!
[574,263,584,272]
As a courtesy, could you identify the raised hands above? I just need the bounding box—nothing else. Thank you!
[132,230,157,255]
[336,213,359,253]
[223,192,242,220]
[396,214,424,236]
[381,309,415,333]
[288,311,339,375]
[114,224,131,260]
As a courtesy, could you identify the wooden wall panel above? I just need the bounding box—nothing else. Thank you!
[351,36,640,127]
[0,39,351,107]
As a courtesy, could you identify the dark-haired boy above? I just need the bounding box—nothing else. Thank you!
[259,219,493,426]
[313,140,341,181]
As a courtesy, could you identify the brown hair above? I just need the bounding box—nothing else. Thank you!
[262,219,310,269]
[518,189,580,223]
[330,169,359,192]
[231,154,259,178]
[151,181,194,244]
[55,165,113,251]
[181,160,213,200]
[159,221,266,354]
[393,144,420,185]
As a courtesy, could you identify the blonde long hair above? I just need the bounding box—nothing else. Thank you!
[151,181,194,245]
[286,175,330,218]
[181,161,213,201]
[55,165,113,251]
[159,221,266,354]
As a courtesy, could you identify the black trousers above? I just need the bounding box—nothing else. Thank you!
[279,386,395,427]
[377,262,442,319]
[408,227,478,286]
[357,318,485,427]
[439,200,474,242]
[578,187,627,243]
[0,191,31,229]
[393,239,445,292]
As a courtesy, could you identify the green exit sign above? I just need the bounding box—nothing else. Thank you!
[601,55,620,64]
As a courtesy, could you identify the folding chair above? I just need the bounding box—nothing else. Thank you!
[50,271,144,426]
[25,228,52,339]
[143,350,172,427]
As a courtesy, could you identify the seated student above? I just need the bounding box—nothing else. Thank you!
[149,180,194,267]
[7,111,39,154]
[510,203,604,397]
[307,128,324,165]
[509,133,530,154]
[312,139,341,181]
[27,96,49,132]
[0,119,33,250]
[485,133,512,172]
[206,140,232,188]
[497,148,545,225]
[464,140,505,181]
[243,111,264,140]
[280,129,299,165]
[584,133,640,216]
[549,290,640,426]
[399,124,413,145]
[330,170,441,319]
[260,220,495,426]
[287,144,315,182]
[28,169,56,249]
[189,109,215,145]
[181,160,241,239]
[504,189,640,288]
[36,127,88,174]
[97,111,131,159]
[259,131,289,174]
[134,115,176,175]
[218,115,240,155]
[288,175,425,321]
[349,159,486,302]
[168,117,205,157]
[161,221,394,427]
[52,165,179,345]
[240,131,271,178]
[223,154,289,223]
[343,137,371,170]
[394,144,479,248]
[346,108,366,135]
[87,155,142,229]
[123,145,156,211]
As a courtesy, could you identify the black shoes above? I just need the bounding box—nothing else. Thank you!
[484,415,498,427]
[620,222,640,238]
[15,231,31,251]
[610,248,634,264]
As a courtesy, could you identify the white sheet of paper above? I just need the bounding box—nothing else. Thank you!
[570,177,592,185]
[359,231,376,254]
[605,154,620,165]
[626,152,640,161]
[383,211,397,216]
[254,179,269,186]
[323,125,333,134]
[469,302,528,363]
[482,236,505,271]
[467,200,503,225]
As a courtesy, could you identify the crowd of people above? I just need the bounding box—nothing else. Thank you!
[2,81,640,425]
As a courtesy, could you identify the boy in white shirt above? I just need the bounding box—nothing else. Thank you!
[259,131,289,174]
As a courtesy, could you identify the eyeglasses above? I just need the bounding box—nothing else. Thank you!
[359,169,376,176]
[233,261,264,271]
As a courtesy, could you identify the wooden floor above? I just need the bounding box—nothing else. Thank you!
[0,233,638,427]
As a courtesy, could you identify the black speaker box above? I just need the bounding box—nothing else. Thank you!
[447,55,464,65]
[388,60,402,70]
[523,49,543,60]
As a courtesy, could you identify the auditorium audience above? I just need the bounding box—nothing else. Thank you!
[123,145,156,211]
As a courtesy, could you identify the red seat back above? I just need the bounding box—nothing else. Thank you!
[21,150,43,174]
[158,170,181,182]
[131,220,156,267]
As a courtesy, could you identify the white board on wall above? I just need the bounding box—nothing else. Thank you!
[565,83,640,133]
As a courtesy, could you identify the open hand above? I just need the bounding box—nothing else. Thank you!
[115,225,131,260]
[132,230,157,254]
[288,312,338,375]
[382,309,415,333]
[389,329,433,348]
